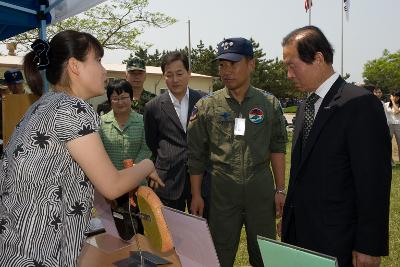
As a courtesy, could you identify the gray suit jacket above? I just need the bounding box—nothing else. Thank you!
[144,89,202,200]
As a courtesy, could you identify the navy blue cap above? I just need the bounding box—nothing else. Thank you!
[4,69,24,84]
[215,37,254,62]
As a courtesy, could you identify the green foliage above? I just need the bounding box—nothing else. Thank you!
[283,106,298,113]
[250,39,297,98]
[191,41,218,77]
[235,133,400,266]
[124,47,165,66]
[363,49,400,94]
[2,0,176,51]
[382,165,400,266]
[127,38,299,97]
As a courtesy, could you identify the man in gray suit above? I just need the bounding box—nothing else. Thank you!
[144,51,202,212]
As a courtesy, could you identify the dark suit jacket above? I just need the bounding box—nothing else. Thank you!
[282,77,391,265]
[144,89,202,200]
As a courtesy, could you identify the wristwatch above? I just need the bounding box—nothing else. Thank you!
[275,188,286,195]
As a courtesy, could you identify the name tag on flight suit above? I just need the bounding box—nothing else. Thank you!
[234,117,246,136]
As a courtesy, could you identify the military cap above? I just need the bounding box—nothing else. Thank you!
[215,37,254,62]
[4,69,24,84]
[126,58,146,71]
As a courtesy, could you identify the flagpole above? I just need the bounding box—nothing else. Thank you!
[309,6,312,25]
[188,19,192,71]
[341,0,344,76]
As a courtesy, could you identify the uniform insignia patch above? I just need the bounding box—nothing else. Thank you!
[201,92,213,99]
[220,112,231,121]
[190,106,199,121]
[249,108,264,124]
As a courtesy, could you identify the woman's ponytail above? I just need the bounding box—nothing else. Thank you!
[23,51,43,96]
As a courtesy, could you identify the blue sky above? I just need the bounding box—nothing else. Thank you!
[103,0,400,84]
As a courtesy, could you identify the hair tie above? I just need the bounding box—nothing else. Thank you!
[31,39,50,70]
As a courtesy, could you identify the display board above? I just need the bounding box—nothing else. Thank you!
[2,94,39,145]
[257,236,338,267]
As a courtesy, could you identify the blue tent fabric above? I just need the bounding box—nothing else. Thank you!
[0,0,51,41]
[0,0,106,93]
[0,0,107,41]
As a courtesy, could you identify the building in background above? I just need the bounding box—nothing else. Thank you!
[0,55,213,110]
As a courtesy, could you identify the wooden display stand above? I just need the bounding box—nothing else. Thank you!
[2,94,39,145]
[78,233,181,267]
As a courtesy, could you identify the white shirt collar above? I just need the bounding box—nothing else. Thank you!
[168,87,190,132]
[168,87,189,104]
[314,72,339,100]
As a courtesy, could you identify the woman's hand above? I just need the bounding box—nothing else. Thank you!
[147,170,165,189]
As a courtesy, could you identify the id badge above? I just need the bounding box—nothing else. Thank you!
[234,118,246,136]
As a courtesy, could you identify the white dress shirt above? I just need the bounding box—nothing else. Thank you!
[168,88,189,132]
[384,102,400,125]
[313,72,340,118]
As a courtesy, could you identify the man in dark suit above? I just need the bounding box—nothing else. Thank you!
[281,26,391,267]
[144,51,203,212]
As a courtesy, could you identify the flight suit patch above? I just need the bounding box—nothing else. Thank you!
[219,112,232,122]
[249,108,264,124]
[190,106,198,121]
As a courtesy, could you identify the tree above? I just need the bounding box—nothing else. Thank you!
[363,49,400,93]
[2,0,176,51]
[132,47,150,63]
[123,38,300,98]
[191,40,218,77]
[248,39,300,98]
[147,49,165,67]
[125,47,165,66]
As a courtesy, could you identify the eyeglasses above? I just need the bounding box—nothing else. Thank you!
[111,96,131,103]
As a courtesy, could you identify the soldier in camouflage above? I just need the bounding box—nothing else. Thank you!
[188,38,288,267]
[126,57,156,114]
[96,58,156,115]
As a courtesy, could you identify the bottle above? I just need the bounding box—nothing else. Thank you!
[123,158,134,168]
[123,159,137,207]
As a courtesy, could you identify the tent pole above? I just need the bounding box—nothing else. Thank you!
[46,0,63,12]
[39,6,46,40]
[39,2,49,93]
[0,1,36,14]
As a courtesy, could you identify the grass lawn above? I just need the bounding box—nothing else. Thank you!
[233,133,400,266]
[283,106,298,113]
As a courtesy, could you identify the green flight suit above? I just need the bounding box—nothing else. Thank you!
[188,86,287,267]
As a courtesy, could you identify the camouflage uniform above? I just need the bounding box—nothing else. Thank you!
[131,90,156,115]
[125,57,156,114]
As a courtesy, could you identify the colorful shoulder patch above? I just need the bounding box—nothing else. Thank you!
[249,108,264,124]
[201,92,213,99]
[190,106,199,121]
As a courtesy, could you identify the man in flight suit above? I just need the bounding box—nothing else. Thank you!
[188,37,288,267]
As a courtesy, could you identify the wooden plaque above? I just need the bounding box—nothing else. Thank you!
[2,94,39,145]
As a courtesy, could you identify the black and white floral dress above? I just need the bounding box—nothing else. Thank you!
[0,92,100,266]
